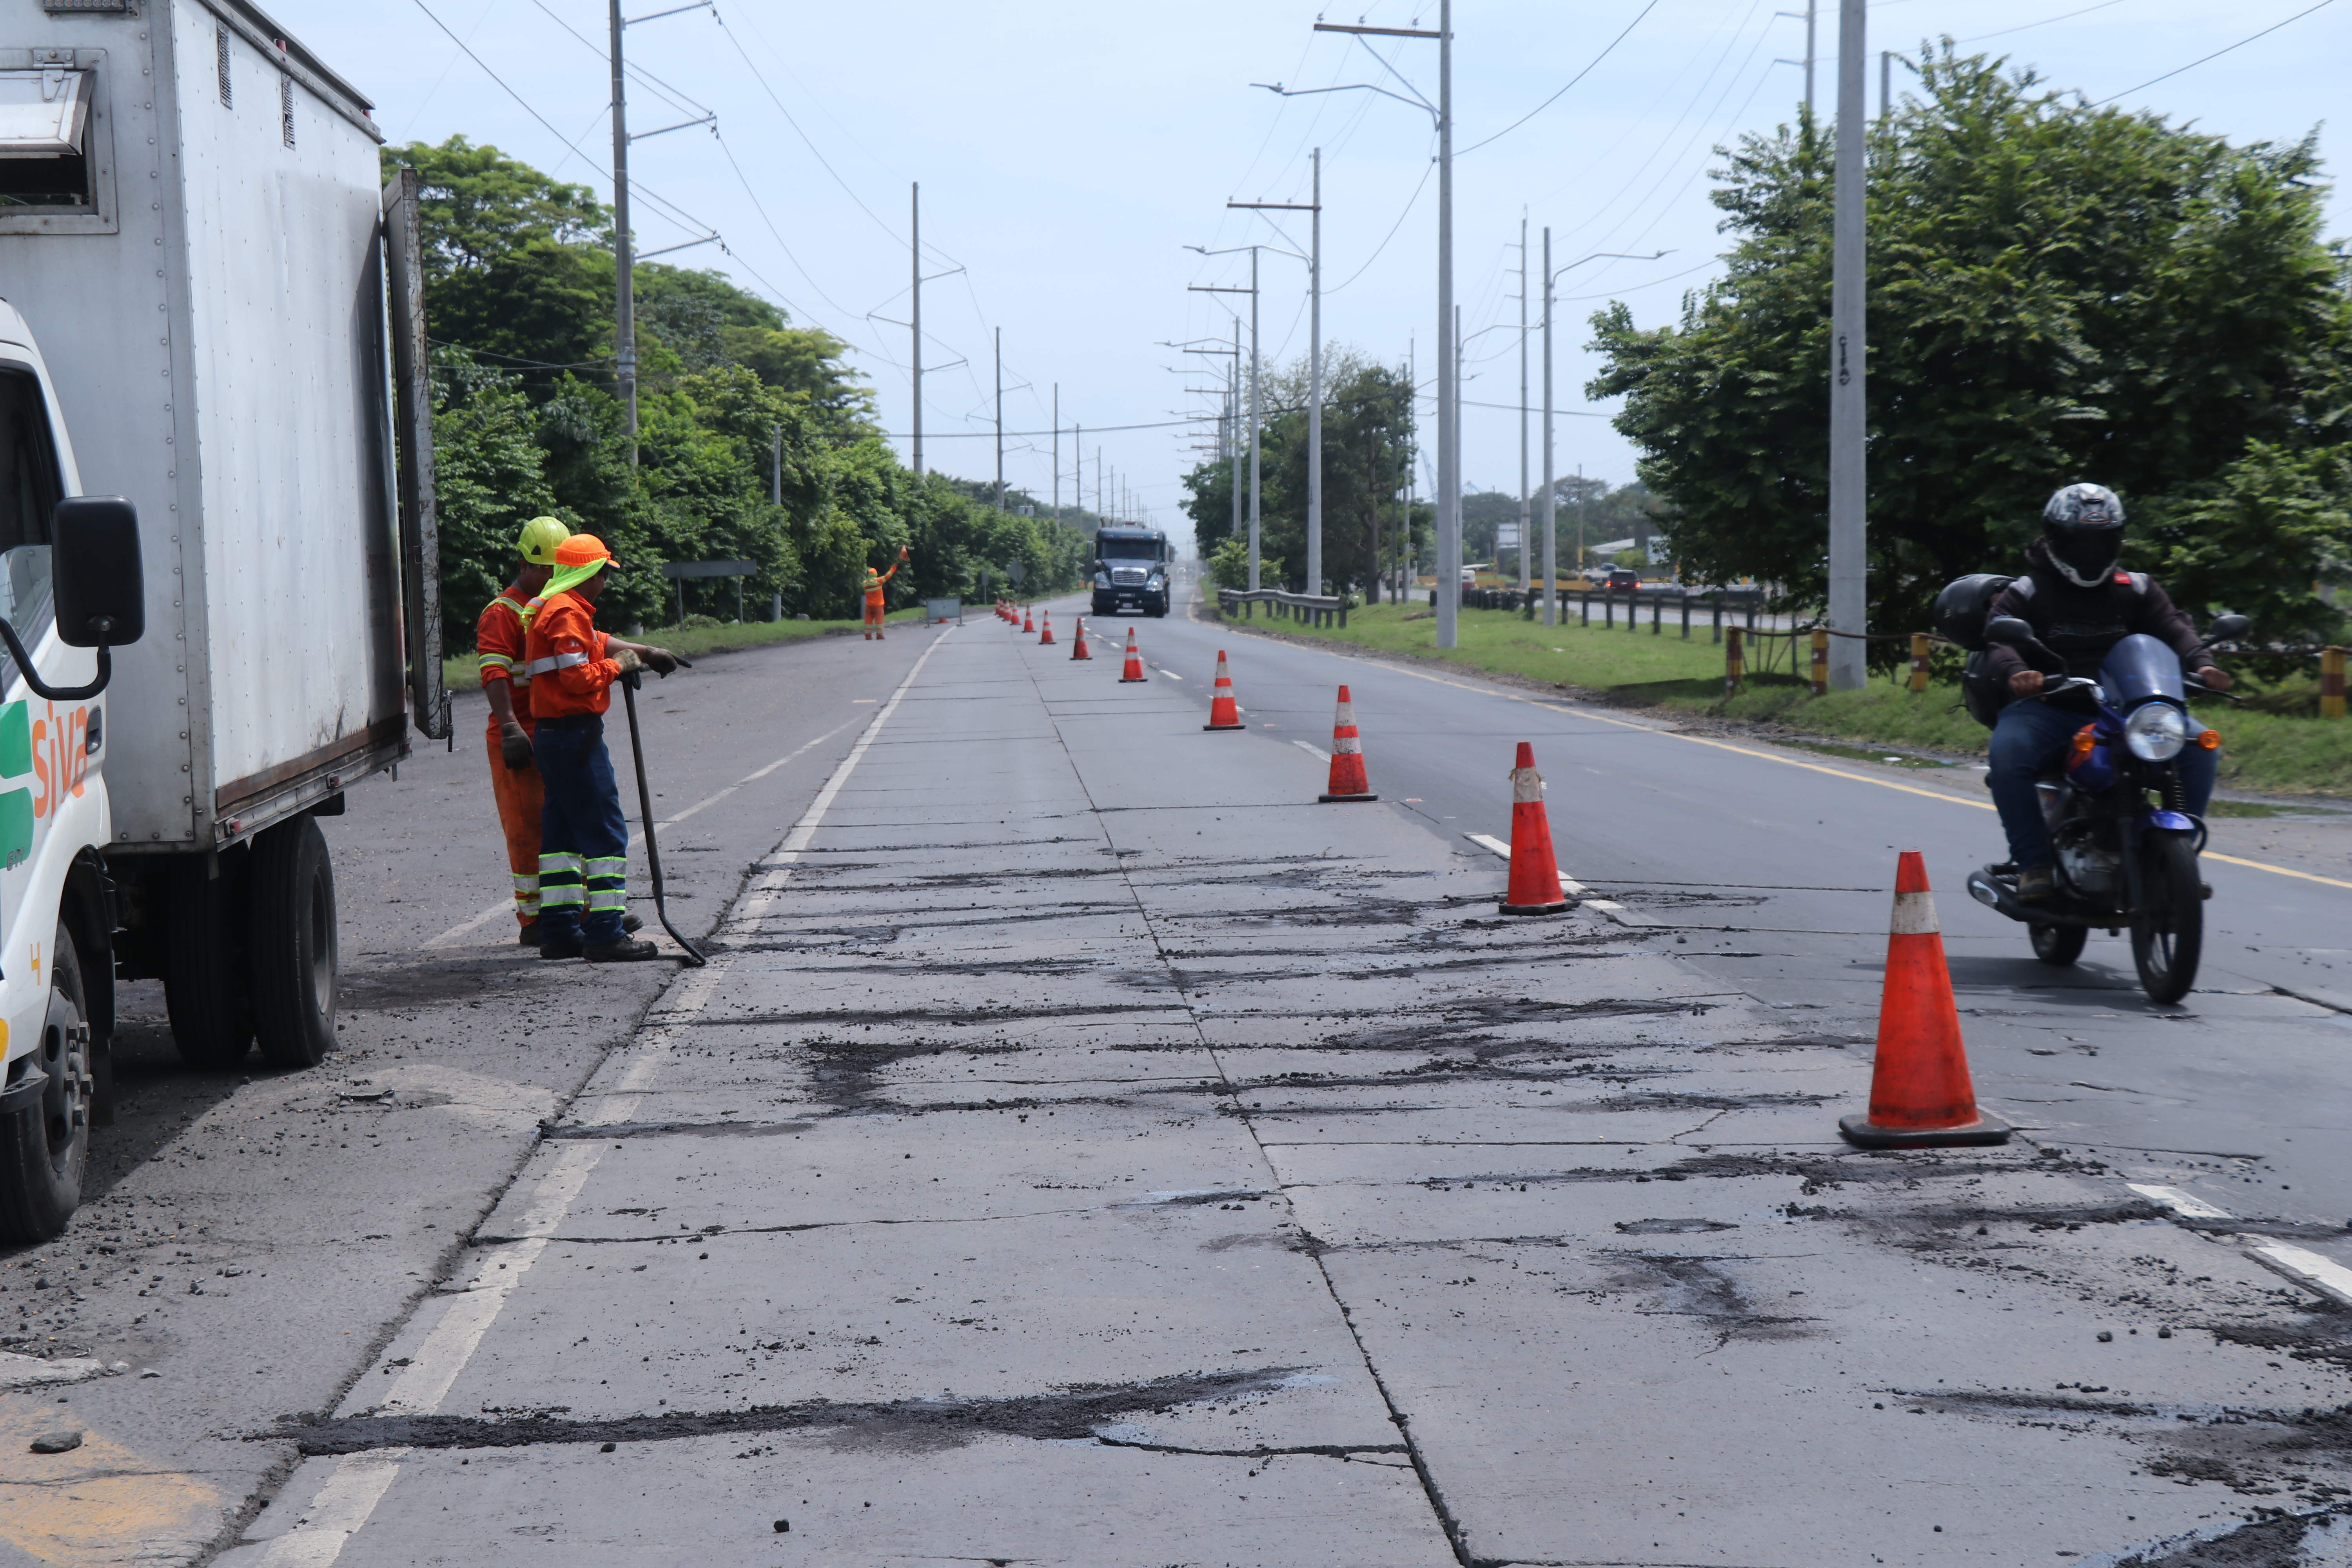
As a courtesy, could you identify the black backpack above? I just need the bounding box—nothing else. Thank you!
[1933,573,2015,729]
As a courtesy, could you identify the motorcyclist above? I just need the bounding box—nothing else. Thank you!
[1983,483,2230,904]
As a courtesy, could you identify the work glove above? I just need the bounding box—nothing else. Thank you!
[641,646,680,676]
[498,719,534,771]
[610,647,643,677]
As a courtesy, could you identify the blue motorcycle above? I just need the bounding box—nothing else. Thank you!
[1965,613,2246,1005]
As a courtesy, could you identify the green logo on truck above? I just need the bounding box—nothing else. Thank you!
[0,701,28,869]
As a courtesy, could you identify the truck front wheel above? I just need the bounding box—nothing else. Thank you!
[249,816,338,1070]
[0,923,93,1242]
[165,851,255,1068]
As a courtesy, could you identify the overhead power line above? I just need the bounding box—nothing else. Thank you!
[2091,0,2335,105]
[1458,0,1663,157]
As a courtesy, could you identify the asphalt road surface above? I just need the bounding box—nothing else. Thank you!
[5,594,2351,1566]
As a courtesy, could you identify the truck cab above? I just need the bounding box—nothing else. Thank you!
[1091,528,1172,619]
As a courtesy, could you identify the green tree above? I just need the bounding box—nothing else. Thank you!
[430,354,561,650]
[1587,46,2352,646]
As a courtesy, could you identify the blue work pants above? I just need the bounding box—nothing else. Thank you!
[1987,698,2217,869]
[532,714,629,945]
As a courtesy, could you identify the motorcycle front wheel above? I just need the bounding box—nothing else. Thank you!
[2031,921,2087,967]
[2130,833,2203,1005]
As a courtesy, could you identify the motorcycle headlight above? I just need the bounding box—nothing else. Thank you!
[2123,702,2190,762]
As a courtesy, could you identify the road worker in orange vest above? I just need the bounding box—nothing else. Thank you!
[524,534,680,962]
[475,516,567,946]
[862,546,909,639]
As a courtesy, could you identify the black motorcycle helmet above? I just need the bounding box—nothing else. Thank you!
[2041,482,2126,588]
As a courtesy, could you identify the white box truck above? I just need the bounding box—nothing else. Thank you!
[0,0,444,1238]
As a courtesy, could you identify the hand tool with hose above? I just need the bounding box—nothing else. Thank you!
[614,654,707,967]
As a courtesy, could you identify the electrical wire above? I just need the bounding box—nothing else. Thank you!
[1326,158,1436,294]
[1958,0,2127,44]
[1457,0,1663,157]
[2089,0,2334,105]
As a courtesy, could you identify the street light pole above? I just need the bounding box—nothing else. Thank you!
[910,183,922,476]
[1828,0,1868,688]
[1540,226,1555,626]
[1517,214,1529,596]
[1226,158,1323,595]
[608,0,635,456]
[1188,254,1267,590]
[994,327,1004,511]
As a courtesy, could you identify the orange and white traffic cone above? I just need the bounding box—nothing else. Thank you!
[1318,685,1377,802]
[1499,742,1570,915]
[1118,628,1147,683]
[1840,853,2011,1147]
[1203,649,1244,730]
[1039,612,1056,646]
[1070,615,1091,659]
[1022,605,1034,633]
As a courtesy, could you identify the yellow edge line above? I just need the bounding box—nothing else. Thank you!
[1280,635,2352,892]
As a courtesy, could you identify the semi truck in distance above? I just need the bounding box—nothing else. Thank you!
[1091,526,1172,619]
[0,1,444,1239]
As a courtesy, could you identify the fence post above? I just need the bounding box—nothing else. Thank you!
[1604,595,1615,630]
[1726,626,1744,695]
[1580,593,1590,627]
[1711,596,1722,644]
[1652,595,1662,635]
[1809,628,1829,696]
[1909,632,1931,695]
[1681,596,1691,639]
[2323,646,2346,719]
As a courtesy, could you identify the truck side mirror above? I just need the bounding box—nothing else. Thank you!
[52,496,144,648]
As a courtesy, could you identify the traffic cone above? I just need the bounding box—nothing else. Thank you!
[1318,685,1377,802]
[1070,616,1092,659]
[1203,650,1244,730]
[1039,612,1056,646]
[1839,852,2012,1148]
[1498,742,1569,915]
[1118,628,1147,683]
[1022,605,1034,633]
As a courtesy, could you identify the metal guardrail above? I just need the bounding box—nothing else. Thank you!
[1218,588,1350,628]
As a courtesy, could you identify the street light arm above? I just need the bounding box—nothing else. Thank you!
[1547,249,1671,285]
[1253,80,1437,124]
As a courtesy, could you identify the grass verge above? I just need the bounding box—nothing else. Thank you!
[442,606,942,693]
[1225,599,2352,799]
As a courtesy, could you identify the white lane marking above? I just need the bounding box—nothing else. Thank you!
[1293,740,1330,763]
[262,631,958,1566]
[2248,1243,2352,1308]
[254,1451,410,1568]
[424,719,861,947]
[1157,669,1183,681]
[2125,1183,2352,1309]
[2127,1183,2234,1220]
[1462,831,1654,927]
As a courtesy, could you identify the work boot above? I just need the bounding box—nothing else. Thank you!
[622,911,644,934]
[583,937,662,963]
[539,931,585,960]
[2016,865,2054,905]
[517,920,543,947]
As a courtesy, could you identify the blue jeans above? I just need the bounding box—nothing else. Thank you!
[533,714,629,945]
[1988,698,2217,869]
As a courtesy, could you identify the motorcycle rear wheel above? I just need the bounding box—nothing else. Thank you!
[2130,834,2203,1005]
[2031,922,2087,967]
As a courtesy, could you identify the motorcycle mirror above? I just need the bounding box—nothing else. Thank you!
[2207,613,2250,642]
[1983,615,2034,647]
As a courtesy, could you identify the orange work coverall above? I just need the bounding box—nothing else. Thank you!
[862,562,899,637]
[476,588,545,931]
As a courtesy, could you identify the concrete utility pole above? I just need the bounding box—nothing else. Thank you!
[1540,226,1555,626]
[1303,5,1449,637]
[1776,1,1818,116]
[1051,385,1059,518]
[1516,214,1529,595]
[1828,0,1867,689]
[1226,153,1323,594]
[993,327,1004,511]
[608,0,635,455]
[1187,260,1262,587]
[910,183,922,476]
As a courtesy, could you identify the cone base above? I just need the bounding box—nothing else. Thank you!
[1838,1111,2012,1149]
[1318,792,1379,803]
[1119,676,1147,683]
[1203,722,1245,731]
[1498,899,1571,916]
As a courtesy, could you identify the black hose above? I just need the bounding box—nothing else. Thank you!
[617,671,707,967]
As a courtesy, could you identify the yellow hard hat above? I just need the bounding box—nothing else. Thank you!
[518,516,571,567]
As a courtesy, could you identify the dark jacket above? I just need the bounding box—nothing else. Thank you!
[1983,539,2209,684]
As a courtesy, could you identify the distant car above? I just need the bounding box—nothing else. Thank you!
[1460,566,1479,584]
[1602,568,1642,592]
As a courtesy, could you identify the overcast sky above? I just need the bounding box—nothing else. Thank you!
[267,0,2345,535]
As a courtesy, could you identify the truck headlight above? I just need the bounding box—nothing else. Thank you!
[1093,571,1110,587]
[1147,573,1164,588]
[2123,703,2190,762]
